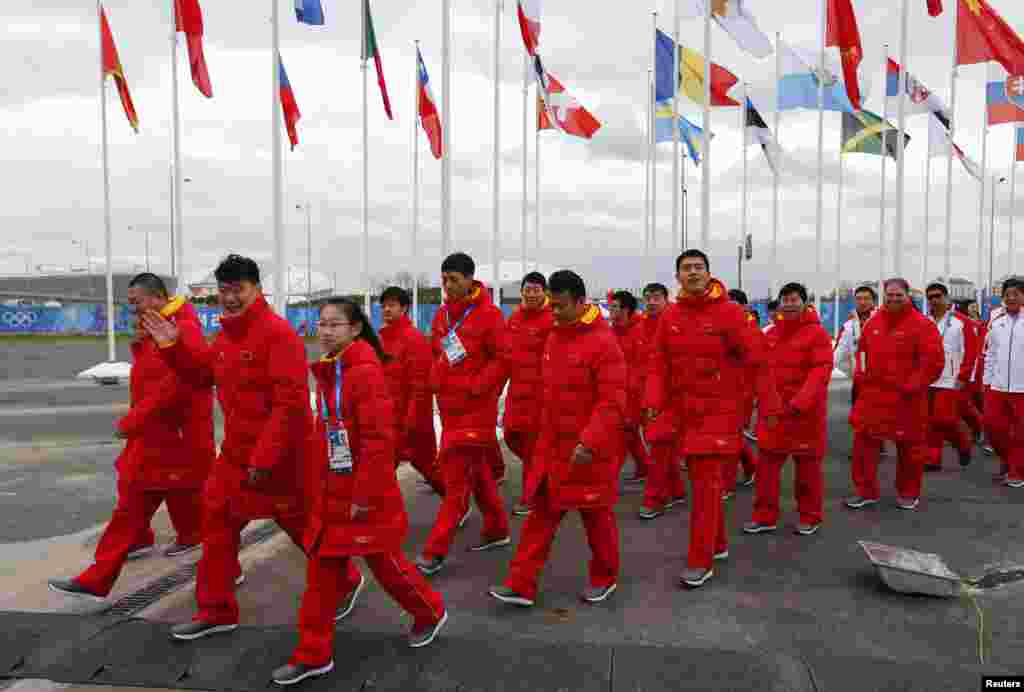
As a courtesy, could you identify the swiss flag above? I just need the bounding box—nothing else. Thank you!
[534,60,601,139]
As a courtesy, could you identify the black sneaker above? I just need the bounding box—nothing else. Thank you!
[742,521,777,534]
[489,585,534,607]
[580,583,617,603]
[271,661,334,686]
[959,451,973,467]
[408,610,448,648]
[680,568,713,588]
[666,496,687,509]
[47,578,105,603]
[638,506,663,520]
[169,621,238,641]
[740,471,756,487]
[334,574,365,621]
[415,555,446,576]
[512,503,532,517]
[126,543,155,561]
[164,543,201,558]
[469,536,511,552]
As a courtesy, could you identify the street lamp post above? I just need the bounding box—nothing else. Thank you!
[989,175,1007,314]
[72,239,93,295]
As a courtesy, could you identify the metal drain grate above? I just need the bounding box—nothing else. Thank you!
[102,521,281,618]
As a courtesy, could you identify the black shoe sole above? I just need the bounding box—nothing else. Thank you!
[47,583,106,603]
[171,623,238,641]
[489,589,535,607]
[273,661,334,686]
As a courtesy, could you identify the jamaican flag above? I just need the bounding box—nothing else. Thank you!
[841,110,910,159]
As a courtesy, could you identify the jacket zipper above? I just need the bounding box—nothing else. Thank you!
[1008,317,1016,391]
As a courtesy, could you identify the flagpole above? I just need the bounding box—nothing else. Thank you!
[98,1,116,362]
[700,0,711,250]
[922,148,932,291]
[1012,152,1018,276]
[814,0,825,314]
[879,42,890,296]
[672,0,681,256]
[978,63,990,308]
[835,151,844,339]
[893,0,910,277]
[170,1,185,296]
[441,0,451,258]
[361,1,371,313]
[272,0,286,316]
[771,31,781,299]
[491,0,502,304]
[740,81,748,290]
[652,12,658,255]
[413,41,420,325]
[644,68,651,277]
[522,54,529,278]
[943,8,959,281]
[534,113,541,271]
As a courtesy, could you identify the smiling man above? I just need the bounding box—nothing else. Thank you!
[982,277,1024,488]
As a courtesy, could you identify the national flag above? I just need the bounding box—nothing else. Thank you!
[676,1,773,58]
[655,30,739,106]
[986,77,1024,125]
[841,110,909,160]
[417,48,442,160]
[653,103,710,163]
[957,0,1024,76]
[885,58,949,128]
[100,6,139,133]
[745,97,781,174]
[362,0,393,120]
[294,0,325,25]
[174,0,213,98]
[777,40,856,113]
[928,0,943,17]
[278,56,301,151]
[517,0,541,57]
[1016,126,1024,162]
[826,0,864,110]
[927,113,982,179]
[534,57,601,139]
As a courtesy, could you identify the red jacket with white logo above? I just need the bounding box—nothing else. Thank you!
[116,298,215,489]
[502,301,555,433]
[305,339,407,556]
[528,305,627,510]
[756,306,834,456]
[612,314,648,428]
[644,279,782,456]
[379,314,434,456]
[850,306,945,442]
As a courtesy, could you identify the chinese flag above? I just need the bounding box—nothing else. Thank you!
[826,0,864,111]
[100,6,139,133]
[174,0,213,98]
[957,0,1024,75]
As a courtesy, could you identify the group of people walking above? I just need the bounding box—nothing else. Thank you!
[46,249,1024,686]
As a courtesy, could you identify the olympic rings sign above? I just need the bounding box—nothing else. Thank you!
[1,311,40,328]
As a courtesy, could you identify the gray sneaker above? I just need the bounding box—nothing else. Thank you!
[126,543,155,561]
[48,578,105,603]
[713,549,729,561]
[512,503,532,517]
[795,523,821,536]
[666,496,687,509]
[844,496,878,510]
[169,621,238,641]
[742,521,777,534]
[408,610,448,648]
[896,497,920,510]
[638,506,664,520]
[580,583,617,603]
[469,535,511,552]
[334,573,365,621]
[1005,479,1024,489]
[489,585,534,607]
[680,568,714,588]
[415,555,446,576]
[271,661,334,686]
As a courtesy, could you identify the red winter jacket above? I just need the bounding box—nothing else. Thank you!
[612,314,648,428]
[644,278,782,456]
[641,310,662,343]
[379,314,434,457]
[850,305,945,443]
[502,300,555,434]
[528,305,627,510]
[756,306,834,456]
[430,282,507,450]
[116,298,215,490]
[159,295,313,519]
[305,340,407,557]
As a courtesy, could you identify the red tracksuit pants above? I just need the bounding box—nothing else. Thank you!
[722,440,758,494]
[961,389,985,439]
[290,551,446,666]
[850,434,927,501]
[504,430,539,505]
[77,481,204,597]
[926,389,973,467]
[625,428,652,476]
[686,456,729,571]
[984,390,1024,481]
[489,440,506,482]
[752,452,824,526]
[503,481,619,600]
[423,446,509,560]
[402,428,445,496]
[642,441,686,510]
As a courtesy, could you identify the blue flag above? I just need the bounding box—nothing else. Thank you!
[295,0,325,25]
[776,40,855,113]
[654,102,709,164]
[654,30,677,103]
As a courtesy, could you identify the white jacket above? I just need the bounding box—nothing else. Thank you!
[983,310,1024,393]
[926,310,977,390]
[833,312,873,377]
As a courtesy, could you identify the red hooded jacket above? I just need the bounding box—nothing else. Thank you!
[612,313,648,428]
[379,314,434,456]
[429,282,507,450]
[116,298,215,489]
[644,278,782,456]
[502,300,555,434]
[756,306,834,456]
[305,339,407,557]
[159,295,313,519]
[850,305,945,442]
[527,304,627,510]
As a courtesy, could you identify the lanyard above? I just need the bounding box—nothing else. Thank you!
[319,359,342,426]
[444,304,476,336]
[935,311,953,338]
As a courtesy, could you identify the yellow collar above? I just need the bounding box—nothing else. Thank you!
[159,295,186,317]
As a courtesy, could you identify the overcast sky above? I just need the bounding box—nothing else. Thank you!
[3,0,1023,297]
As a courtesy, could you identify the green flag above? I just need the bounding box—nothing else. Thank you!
[362,0,393,119]
[841,110,910,159]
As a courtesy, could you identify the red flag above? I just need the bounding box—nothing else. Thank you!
[927,0,943,17]
[536,70,601,140]
[279,57,301,151]
[417,48,442,159]
[174,0,212,98]
[100,6,139,133]
[957,0,1024,76]
[826,0,864,111]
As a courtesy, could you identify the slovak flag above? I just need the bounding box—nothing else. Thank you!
[534,56,601,139]
[417,48,443,160]
[517,0,541,56]
[278,56,301,151]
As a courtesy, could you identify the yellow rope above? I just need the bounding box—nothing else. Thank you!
[959,582,988,665]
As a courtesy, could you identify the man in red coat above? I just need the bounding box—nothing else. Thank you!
[490,270,626,606]
[416,253,510,575]
[743,283,833,536]
[379,286,445,495]
[502,272,556,516]
[954,299,987,445]
[139,255,344,641]
[644,250,782,588]
[608,290,652,482]
[722,289,759,498]
[846,278,945,511]
[49,274,217,602]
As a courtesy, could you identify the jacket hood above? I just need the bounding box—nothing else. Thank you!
[311,339,379,379]
[444,280,494,320]
[677,277,728,307]
[557,303,603,333]
[773,304,821,330]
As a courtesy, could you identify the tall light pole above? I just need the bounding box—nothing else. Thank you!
[72,239,93,296]
[297,203,311,304]
[989,175,1007,313]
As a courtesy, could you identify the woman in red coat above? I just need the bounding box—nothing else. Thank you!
[273,299,447,686]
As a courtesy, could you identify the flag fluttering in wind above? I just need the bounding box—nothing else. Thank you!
[841,110,909,159]
[100,6,139,133]
[957,0,1024,76]
[826,0,864,110]
[886,58,949,128]
[362,0,393,120]
[517,0,541,57]
[294,0,325,25]
[986,76,1024,125]
[777,40,856,113]
[174,0,213,98]
[927,112,981,179]
[928,0,943,17]
[653,103,710,163]
[534,57,601,139]
[677,0,773,58]
[745,98,781,174]
[417,48,442,160]
[655,30,739,106]
[1016,126,1024,161]
[278,56,301,151]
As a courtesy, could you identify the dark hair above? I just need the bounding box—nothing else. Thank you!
[379,286,411,308]
[925,282,949,297]
[748,308,761,326]
[676,249,710,273]
[779,282,808,303]
[643,282,669,299]
[884,277,911,293]
[728,289,749,305]
[441,252,475,277]
[521,271,547,290]
[611,290,638,314]
[128,272,168,298]
[214,254,260,284]
[1003,276,1024,296]
[321,298,390,364]
[548,270,586,301]
[854,285,878,301]
[767,299,779,312]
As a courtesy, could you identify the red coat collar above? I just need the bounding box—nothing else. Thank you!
[220,295,271,339]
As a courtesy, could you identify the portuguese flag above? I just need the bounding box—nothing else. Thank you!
[841,110,909,160]
[362,0,393,120]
